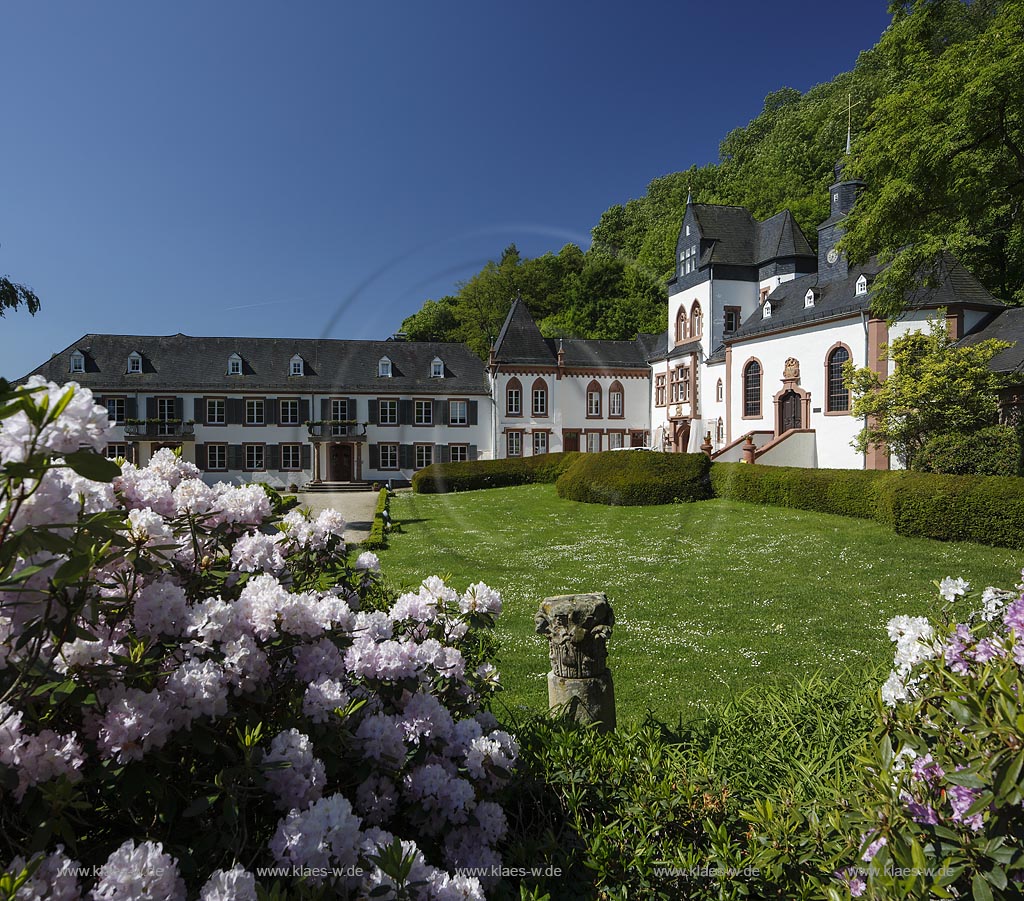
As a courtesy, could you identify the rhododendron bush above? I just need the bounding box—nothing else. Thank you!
[0,378,514,900]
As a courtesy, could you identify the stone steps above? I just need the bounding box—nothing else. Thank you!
[300,481,375,493]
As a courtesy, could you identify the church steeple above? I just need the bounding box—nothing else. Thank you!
[817,160,866,284]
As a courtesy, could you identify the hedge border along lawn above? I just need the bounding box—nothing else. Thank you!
[411,452,581,493]
[711,462,1024,549]
[362,487,390,549]
[555,450,712,505]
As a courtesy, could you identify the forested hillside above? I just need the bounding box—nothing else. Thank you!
[400,0,1024,357]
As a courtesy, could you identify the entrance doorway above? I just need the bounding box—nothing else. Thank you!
[674,420,691,452]
[779,391,802,433]
[328,443,354,481]
[563,431,580,452]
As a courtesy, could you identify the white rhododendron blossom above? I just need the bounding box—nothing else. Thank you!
[0,379,515,898]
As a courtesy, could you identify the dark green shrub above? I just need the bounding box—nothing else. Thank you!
[555,450,711,505]
[914,424,1021,476]
[874,471,1024,548]
[363,487,390,549]
[412,452,581,493]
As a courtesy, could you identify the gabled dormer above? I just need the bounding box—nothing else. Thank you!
[69,350,85,373]
[127,351,142,374]
[378,356,392,378]
[430,357,444,378]
[856,274,869,296]
[227,353,243,376]
[804,288,817,309]
[763,301,773,319]
[289,354,305,376]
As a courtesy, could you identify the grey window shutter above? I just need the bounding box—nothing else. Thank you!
[266,399,277,425]
[469,445,478,461]
[267,444,281,470]
[439,445,451,463]
[300,444,311,469]
[126,398,138,419]
[434,399,446,424]
[227,399,244,424]
[228,445,244,470]
[469,400,478,425]
[399,444,414,469]
[348,398,358,420]
[399,399,413,425]
[197,444,207,470]
[321,398,330,420]
[299,399,310,423]
[194,398,204,420]
[369,444,380,469]
[94,395,105,408]
[146,397,156,419]
[368,399,379,424]
[174,397,184,421]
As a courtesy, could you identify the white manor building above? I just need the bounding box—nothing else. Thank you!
[23,161,1020,481]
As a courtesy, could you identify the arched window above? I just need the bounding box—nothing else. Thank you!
[675,307,687,343]
[531,378,548,417]
[690,301,703,338]
[716,378,723,403]
[586,380,602,418]
[716,417,724,445]
[608,380,624,418]
[506,377,522,416]
[827,346,851,412]
[743,360,762,418]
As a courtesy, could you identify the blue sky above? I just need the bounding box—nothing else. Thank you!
[1,1,892,380]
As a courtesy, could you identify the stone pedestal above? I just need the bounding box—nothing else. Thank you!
[742,434,756,464]
[535,592,616,731]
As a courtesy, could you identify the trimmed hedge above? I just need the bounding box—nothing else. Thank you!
[914,425,1021,476]
[555,451,712,506]
[711,462,1024,549]
[411,452,581,493]
[363,487,390,549]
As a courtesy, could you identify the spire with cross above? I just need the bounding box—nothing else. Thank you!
[845,92,863,154]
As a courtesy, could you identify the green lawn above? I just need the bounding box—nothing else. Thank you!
[376,485,1022,725]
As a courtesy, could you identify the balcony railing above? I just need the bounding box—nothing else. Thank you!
[306,420,367,441]
[123,420,196,440]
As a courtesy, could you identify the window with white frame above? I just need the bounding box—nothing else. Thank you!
[70,352,85,373]
[106,398,126,424]
[724,308,740,332]
[379,399,398,425]
[608,432,623,449]
[856,275,868,296]
[378,357,392,378]
[449,400,468,425]
[655,374,666,406]
[716,379,723,403]
[609,387,623,418]
[586,432,601,453]
[156,398,176,437]
[414,399,432,425]
[763,301,772,319]
[331,399,348,435]
[207,398,225,425]
[279,399,300,425]
[228,354,242,376]
[506,383,521,415]
[281,444,302,470]
[415,445,433,469]
[449,445,468,462]
[805,289,815,308]
[532,382,547,417]
[245,399,265,425]
[431,358,444,378]
[379,444,399,469]
[105,444,128,460]
[127,353,142,374]
[507,432,522,457]
[289,355,304,376]
[207,445,227,470]
[586,383,601,418]
[533,431,548,455]
[244,444,265,471]
[679,244,698,276]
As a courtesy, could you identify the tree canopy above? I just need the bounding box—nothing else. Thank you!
[0,275,40,319]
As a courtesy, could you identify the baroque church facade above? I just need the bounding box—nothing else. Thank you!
[24,162,1017,484]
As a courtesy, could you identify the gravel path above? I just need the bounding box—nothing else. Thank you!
[294,490,380,544]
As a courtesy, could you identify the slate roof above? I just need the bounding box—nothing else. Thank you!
[492,299,654,369]
[689,204,815,268]
[959,307,1024,375]
[729,252,1004,343]
[22,334,491,394]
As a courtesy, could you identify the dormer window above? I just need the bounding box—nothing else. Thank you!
[804,289,815,309]
[127,352,142,374]
[289,354,304,376]
[430,357,444,378]
[227,353,242,376]
[856,275,868,296]
[763,302,772,319]
[70,351,85,373]
[679,244,698,276]
[378,356,392,378]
